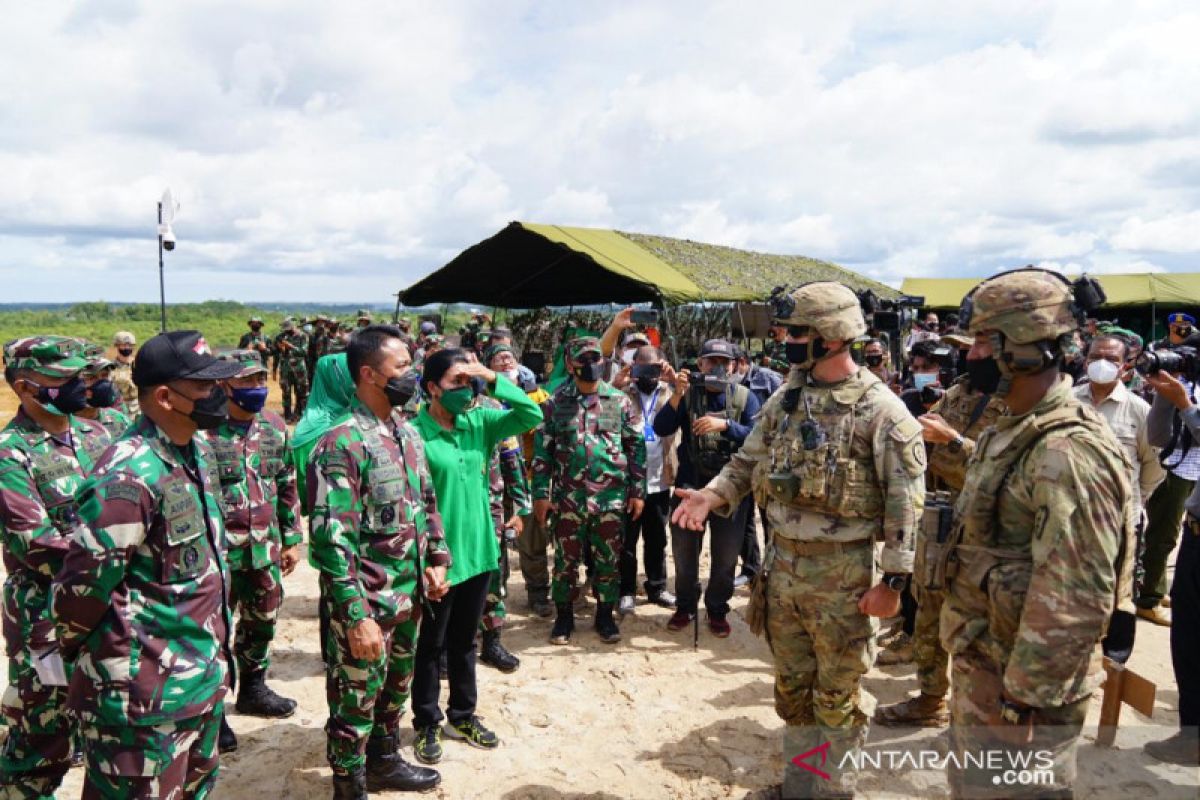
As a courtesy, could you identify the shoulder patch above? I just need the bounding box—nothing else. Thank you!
[320,448,353,474]
[889,415,922,443]
[103,481,143,505]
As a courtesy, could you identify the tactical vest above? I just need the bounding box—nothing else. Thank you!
[357,409,426,540]
[940,403,1137,631]
[926,380,1004,493]
[763,377,886,519]
[548,390,624,438]
[693,383,750,482]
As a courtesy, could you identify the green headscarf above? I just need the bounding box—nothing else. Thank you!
[290,353,355,513]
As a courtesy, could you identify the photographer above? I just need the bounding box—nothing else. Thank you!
[899,340,953,418]
[654,338,761,637]
[862,337,894,386]
[1141,365,1200,765]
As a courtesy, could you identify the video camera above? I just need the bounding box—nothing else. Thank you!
[1136,345,1200,378]
[859,290,926,335]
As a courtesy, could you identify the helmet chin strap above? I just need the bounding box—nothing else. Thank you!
[989,331,1059,395]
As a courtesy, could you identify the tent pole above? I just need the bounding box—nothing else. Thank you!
[655,295,679,366]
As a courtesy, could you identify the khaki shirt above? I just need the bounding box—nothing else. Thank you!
[1071,380,1164,507]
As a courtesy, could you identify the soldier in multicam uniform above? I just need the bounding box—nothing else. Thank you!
[0,336,113,798]
[674,283,926,799]
[76,347,134,438]
[51,330,242,799]
[875,350,1007,728]
[532,336,647,646]
[274,317,311,422]
[204,350,304,754]
[937,268,1134,797]
[110,330,139,416]
[308,329,446,798]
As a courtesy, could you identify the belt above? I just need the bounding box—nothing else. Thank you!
[773,537,871,556]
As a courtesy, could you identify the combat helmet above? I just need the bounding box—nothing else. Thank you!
[771,282,867,341]
[960,266,1105,377]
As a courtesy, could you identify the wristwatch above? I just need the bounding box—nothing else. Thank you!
[947,434,965,453]
[999,696,1033,725]
[881,573,907,592]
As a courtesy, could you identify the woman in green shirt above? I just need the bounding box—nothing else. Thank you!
[409,348,542,764]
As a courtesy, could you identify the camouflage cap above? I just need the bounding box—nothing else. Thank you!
[775,282,866,341]
[113,330,136,346]
[281,318,296,331]
[219,349,268,377]
[356,308,372,319]
[484,343,515,364]
[248,316,264,324]
[567,336,602,360]
[4,335,89,378]
[964,268,1078,344]
[82,342,115,374]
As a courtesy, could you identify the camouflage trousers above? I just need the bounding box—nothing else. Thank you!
[766,539,876,797]
[229,559,284,676]
[948,648,1089,798]
[278,363,308,418]
[79,711,220,800]
[0,649,72,799]
[480,537,509,633]
[550,508,623,604]
[322,592,419,775]
[913,582,950,698]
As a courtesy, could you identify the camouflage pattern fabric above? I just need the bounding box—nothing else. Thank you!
[92,406,132,439]
[308,399,448,774]
[940,375,1133,795]
[702,364,925,796]
[51,414,234,729]
[531,379,646,605]
[274,330,310,417]
[110,360,138,417]
[912,584,950,699]
[0,409,112,795]
[237,329,273,371]
[81,710,220,799]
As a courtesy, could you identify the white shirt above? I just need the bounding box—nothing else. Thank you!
[636,386,667,494]
[1072,379,1166,507]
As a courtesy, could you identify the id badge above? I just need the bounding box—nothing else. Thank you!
[643,423,657,443]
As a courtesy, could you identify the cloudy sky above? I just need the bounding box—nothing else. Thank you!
[2,1,1198,302]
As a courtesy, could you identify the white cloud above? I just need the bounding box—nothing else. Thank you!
[1,1,1199,301]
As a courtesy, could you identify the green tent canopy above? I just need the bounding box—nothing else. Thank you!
[400,221,895,307]
[902,273,1200,311]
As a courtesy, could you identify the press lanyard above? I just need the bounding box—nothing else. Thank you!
[639,387,660,442]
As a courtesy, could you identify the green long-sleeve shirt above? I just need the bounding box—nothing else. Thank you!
[412,375,543,585]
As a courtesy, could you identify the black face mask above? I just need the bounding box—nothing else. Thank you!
[575,361,605,383]
[87,379,118,408]
[117,347,134,358]
[864,353,884,368]
[179,385,229,430]
[965,357,1002,394]
[383,372,418,407]
[31,376,88,416]
[786,340,830,369]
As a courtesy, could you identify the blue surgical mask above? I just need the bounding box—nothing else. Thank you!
[230,386,269,414]
[912,372,939,392]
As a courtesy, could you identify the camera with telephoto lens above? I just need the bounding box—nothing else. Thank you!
[1136,345,1200,378]
[858,290,926,334]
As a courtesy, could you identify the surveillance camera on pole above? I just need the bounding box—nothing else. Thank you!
[157,188,178,331]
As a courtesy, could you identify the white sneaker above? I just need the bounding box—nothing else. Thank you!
[733,574,752,589]
[618,595,636,616]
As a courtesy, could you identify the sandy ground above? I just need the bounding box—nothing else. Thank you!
[1,382,1196,798]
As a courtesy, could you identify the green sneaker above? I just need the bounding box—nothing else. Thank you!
[445,716,499,750]
[413,724,443,764]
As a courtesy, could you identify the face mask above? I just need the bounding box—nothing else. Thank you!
[250,324,263,332]
[965,357,1002,394]
[1087,358,1121,385]
[230,386,269,413]
[117,347,134,358]
[503,368,521,383]
[912,372,939,392]
[864,353,884,368]
[575,361,605,383]
[439,385,474,415]
[621,349,637,366]
[180,385,229,430]
[785,339,830,370]
[87,379,118,408]
[30,376,88,416]
[384,373,418,407]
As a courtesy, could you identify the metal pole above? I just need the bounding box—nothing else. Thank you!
[157,201,167,332]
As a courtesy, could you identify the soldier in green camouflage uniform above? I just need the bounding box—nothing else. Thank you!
[76,347,134,439]
[0,336,112,798]
[205,350,303,753]
[51,330,243,799]
[876,369,1006,728]
[238,316,273,372]
[532,336,646,646]
[938,269,1134,797]
[674,283,926,799]
[308,329,445,797]
[274,318,310,422]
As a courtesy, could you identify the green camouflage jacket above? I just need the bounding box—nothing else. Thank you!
[308,399,450,628]
[274,330,310,373]
[204,410,301,570]
[85,406,132,440]
[531,380,647,513]
[0,409,112,650]
[51,415,233,726]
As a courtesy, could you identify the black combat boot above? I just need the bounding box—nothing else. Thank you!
[218,715,238,754]
[594,602,621,644]
[479,630,520,673]
[364,733,441,792]
[549,602,574,645]
[236,670,298,718]
[331,768,368,800]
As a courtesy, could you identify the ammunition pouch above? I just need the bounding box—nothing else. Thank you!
[918,491,956,590]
